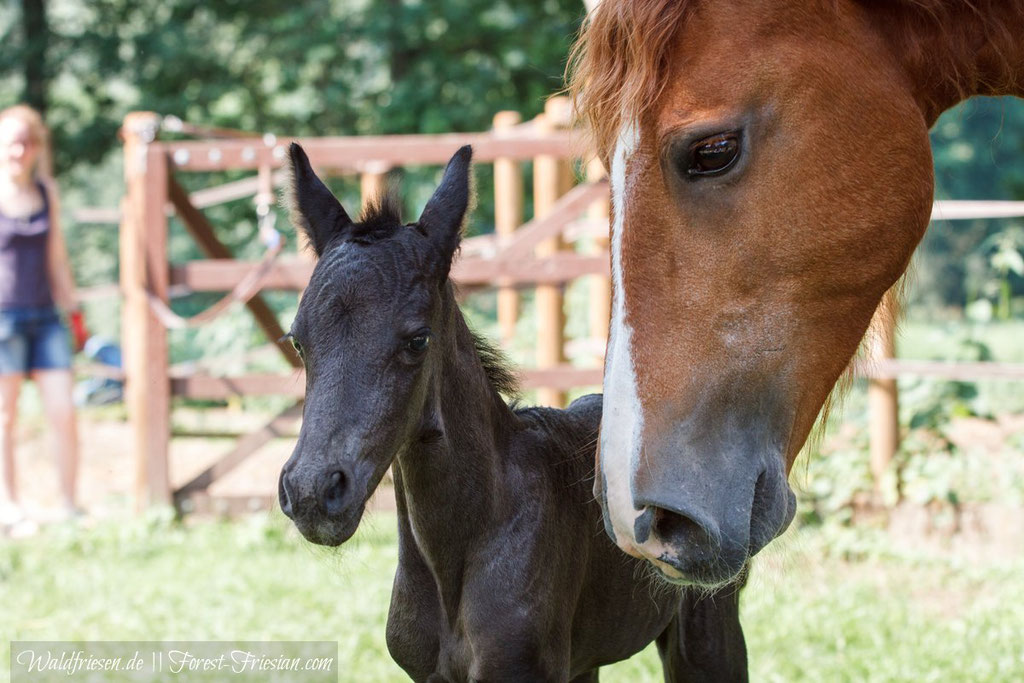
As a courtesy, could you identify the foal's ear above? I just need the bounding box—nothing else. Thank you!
[287,143,353,257]
[418,145,473,272]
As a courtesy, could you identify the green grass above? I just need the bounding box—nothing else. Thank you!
[4,512,1023,682]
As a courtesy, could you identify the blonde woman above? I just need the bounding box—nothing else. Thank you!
[0,104,84,528]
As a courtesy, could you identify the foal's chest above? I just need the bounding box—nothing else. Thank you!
[387,578,474,682]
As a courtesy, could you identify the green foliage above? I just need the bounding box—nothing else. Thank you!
[4,0,585,171]
[901,334,994,431]
[793,319,1024,519]
[966,226,1024,321]
[916,96,1024,311]
[895,429,962,507]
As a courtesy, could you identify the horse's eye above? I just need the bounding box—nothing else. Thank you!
[687,133,741,177]
[289,336,304,358]
[406,333,430,354]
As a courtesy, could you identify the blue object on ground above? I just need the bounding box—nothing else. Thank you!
[73,336,124,406]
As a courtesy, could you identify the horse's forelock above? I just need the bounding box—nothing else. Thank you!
[568,0,1022,157]
[567,0,693,157]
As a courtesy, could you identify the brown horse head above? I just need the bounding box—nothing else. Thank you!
[569,0,1024,586]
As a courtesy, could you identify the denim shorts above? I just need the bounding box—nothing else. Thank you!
[0,306,72,374]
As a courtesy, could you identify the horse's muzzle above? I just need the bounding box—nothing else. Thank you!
[611,441,796,587]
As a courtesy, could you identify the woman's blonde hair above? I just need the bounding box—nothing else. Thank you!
[0,104,54,179]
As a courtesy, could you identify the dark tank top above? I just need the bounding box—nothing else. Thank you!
[0,182,54,308]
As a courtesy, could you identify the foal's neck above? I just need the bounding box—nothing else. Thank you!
[395,285,517,534]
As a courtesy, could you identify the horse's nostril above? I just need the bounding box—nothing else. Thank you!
[650,507,720,561]
[321,469,348,518]
[278,471,294,518]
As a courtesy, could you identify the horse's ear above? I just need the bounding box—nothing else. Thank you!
[418,145,473,272]
[287,143,353,257]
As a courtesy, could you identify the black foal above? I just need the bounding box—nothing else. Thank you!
[279,144,748,682]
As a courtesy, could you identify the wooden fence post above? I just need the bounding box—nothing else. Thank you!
[493,111,523,343]
[533,97,574,407]
[586,157,611,351]
[120,112,171,509]
[868,291,900,489]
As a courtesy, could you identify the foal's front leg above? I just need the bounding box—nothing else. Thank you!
[466,643,570,683]
[387,480,444,681]
[656,577,748,683]
[465,613,572,683]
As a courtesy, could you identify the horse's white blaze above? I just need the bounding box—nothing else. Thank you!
[600,123,646,551]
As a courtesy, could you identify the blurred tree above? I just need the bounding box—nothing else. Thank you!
[5,0,585,172]
[20,0,49,113]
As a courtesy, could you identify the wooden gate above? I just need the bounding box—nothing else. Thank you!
[118,98,611,512]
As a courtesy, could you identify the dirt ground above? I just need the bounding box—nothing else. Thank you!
[6,405,396,527]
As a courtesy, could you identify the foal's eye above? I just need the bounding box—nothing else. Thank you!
[686,133,741,177]
[406,332,430,354]
[287,335,303,358]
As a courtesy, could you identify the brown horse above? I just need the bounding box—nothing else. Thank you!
[567,0,1024,586]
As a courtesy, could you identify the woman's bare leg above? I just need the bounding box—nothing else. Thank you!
[0,373,23,513]
[32,369,78,509]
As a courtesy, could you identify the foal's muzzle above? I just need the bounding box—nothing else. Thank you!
[278,461,361,546]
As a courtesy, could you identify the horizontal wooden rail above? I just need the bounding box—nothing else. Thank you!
[931,200,1024,220]
[74,169,290,225]
[518,366,602,390]
[168,366,604,399]
[855,359,1024,381]
[171,373,305,398]
[170,252,610,291]
[452,253,609,285]
[176,493,277,515]
[188,168,288,208]
[79,196,1024,228]
[162,130,580,171]
[167,359,1024,401]
[170,259,313,291]
[498,180,609,262]
[74,206,122,224]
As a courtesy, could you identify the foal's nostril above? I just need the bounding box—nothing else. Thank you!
[278,471,294,518]
[321,470,349,517]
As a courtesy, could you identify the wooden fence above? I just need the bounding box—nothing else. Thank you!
[113,102,1024,512]
[861,200,1024,486]
[118,97,610,512]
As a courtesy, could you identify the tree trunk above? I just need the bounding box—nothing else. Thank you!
[21,0,49,115]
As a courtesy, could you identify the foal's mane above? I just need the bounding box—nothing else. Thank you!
[353,189,405,243]
[471,331,521,399]
[567,0,1021,154]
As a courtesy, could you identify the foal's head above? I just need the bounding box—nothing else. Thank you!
[279,144,472,546]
